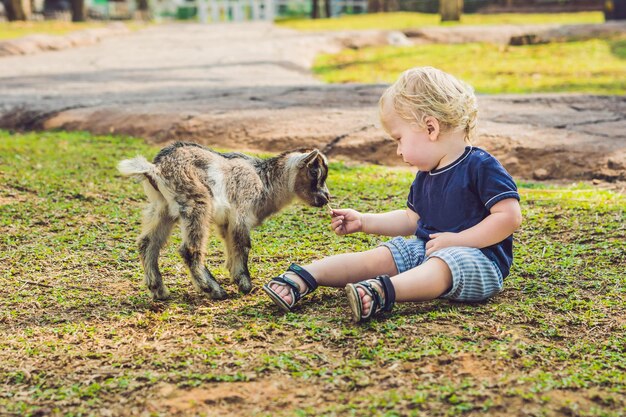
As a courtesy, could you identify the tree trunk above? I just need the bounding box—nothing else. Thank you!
[136,0,149,12]
[311,0,319,18]
[70,0,86,21]
[324,0,330,18]
[368,0,398,13]
[136,0,150,20]
[367,0,382,13]
[21,0,31,18]
[440,0,463,22]
[384,0,397,12]
[605,0,626,20]
[3,0,27,21]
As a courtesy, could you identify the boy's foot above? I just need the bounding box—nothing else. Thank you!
[345,275,396,322]
[267,272,305,305]
[262,264,318,312]
[270,277,382,312]
[354,280,384,316]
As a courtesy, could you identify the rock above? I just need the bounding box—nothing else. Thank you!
[503,156,520,166]
[509,34,549,46]
[386,31,412,46]
[532,168,550,180]
[607,157,625,170]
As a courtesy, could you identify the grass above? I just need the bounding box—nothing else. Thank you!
[313,37,626,94]
[1,130,625,416]
[0,21,149,41]
[0,21,110,40]
[277,11,605,31]
[287,11,625,95]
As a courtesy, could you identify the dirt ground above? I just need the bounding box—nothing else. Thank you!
[0,22,625,184]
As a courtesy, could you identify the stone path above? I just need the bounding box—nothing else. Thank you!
[0,22,624,182]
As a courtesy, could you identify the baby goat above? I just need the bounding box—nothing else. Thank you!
[118,142,330,300]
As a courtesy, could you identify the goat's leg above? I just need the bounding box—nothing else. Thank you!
[138,202,175,300]
[223,221,253,294]
[218,224,234,276]
[179,207,227,299]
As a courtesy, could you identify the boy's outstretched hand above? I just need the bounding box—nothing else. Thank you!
[330,208,363,235]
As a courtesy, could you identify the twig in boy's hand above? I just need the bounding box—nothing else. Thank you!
[326,203,334,214]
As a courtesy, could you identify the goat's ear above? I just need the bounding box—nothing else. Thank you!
[300,149,320,166]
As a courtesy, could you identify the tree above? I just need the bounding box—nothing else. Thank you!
[311,0,331,18]
[2,0,27,21]
[440,0,463,22]
[367,0,398,13]
[311,0,319,18]
[136,0,150,20]
[605,0,626,20]
[70,0,86,21]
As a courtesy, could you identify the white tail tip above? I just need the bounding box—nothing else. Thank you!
[118,156,152,177]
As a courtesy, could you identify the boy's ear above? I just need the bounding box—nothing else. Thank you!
[425,117,440,140]
[300,149,320,166]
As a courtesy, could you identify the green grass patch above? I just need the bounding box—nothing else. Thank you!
[313,37,626,94]
[0,21,148,41]
[277,11,604,31]
[0,21,110,40]
[0,131,624,416]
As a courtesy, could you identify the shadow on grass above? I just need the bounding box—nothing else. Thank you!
[609,37,626,59]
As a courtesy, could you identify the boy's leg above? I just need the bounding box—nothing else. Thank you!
[356,247,503,317]
[357,257,452,315]
[392,257,452,301]
[269,246,397,305]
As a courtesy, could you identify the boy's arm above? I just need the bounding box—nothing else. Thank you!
[425,198,522,256]
[362,208,419,237]
[331,208,419,237]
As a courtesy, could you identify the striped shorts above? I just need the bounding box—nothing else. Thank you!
[380,237,503,302]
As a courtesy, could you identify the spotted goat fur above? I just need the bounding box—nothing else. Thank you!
[118,142,330,300]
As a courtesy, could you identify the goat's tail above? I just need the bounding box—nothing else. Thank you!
[118,156,162,195]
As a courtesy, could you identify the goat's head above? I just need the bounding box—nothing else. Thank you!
[290,149,330,208]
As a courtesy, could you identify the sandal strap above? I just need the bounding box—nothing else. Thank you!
[359,275,396,319]
[359,281,382,319]
[376,275,396,312]
[270,275,303,304]
[264,264,318,312]
[288,263,318,293]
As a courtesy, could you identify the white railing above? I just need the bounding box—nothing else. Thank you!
[157,0,367,22]
[198,0,275,22]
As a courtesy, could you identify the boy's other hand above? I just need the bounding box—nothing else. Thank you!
[426,232,459,256]
[330,209,363,235]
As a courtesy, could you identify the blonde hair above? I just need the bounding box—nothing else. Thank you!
[379,67,478,143]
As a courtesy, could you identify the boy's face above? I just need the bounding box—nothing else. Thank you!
[381,101,443,171]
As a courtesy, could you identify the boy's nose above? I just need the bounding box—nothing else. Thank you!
[396,145,402,156]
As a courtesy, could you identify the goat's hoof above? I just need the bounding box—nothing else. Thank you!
[151,287,171,301]
[238,280,253,295]
[231,273,252,294]
[210,287,228,300]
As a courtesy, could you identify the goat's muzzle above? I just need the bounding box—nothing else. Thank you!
[312,191,330,207]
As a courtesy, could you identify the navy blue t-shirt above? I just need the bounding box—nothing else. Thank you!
[407,146,520,278]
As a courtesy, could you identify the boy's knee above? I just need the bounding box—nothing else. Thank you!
[368,246,398,275]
